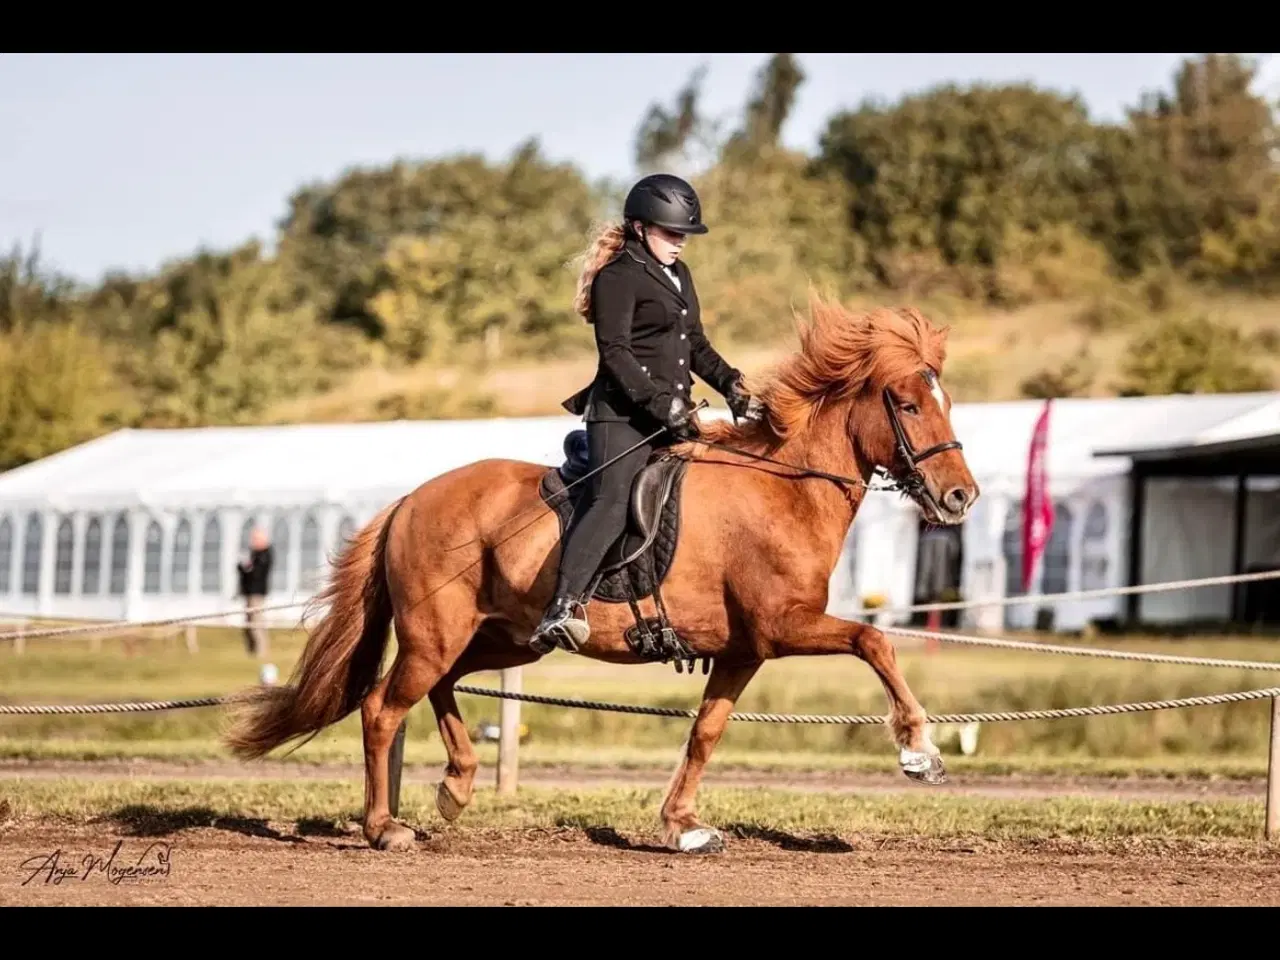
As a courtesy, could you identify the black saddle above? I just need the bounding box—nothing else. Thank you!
[539,428,700,668]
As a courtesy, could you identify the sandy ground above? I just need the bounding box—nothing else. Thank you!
[4,759,1277,905]
[0,756,1269,802]
[3,819,1278,906]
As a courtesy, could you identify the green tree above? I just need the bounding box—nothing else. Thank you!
[1115,312,1273,395]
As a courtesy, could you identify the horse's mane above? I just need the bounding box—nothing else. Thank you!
[696,291,950,451]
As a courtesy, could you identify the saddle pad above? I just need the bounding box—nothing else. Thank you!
[538,462,688,603]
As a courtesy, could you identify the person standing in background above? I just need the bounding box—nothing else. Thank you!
[238,526,272,658]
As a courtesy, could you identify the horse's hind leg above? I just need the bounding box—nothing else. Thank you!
[430,624,542,822]
[659,659,761,853]
[361,593,479,852]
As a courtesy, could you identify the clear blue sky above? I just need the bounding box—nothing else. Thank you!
[2,53,1273,286]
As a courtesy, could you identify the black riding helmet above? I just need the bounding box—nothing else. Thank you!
[623,173,709,235]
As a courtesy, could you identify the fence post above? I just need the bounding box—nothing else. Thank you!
[1267,696,1279,842]
[497,666,522,795]
[388,720,406,818]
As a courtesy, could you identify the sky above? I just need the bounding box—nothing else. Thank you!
[2,52,1276,287]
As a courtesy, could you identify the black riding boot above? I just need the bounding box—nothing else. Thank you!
[529,594,590,654]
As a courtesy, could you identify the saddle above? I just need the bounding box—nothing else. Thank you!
[540,429,703,670]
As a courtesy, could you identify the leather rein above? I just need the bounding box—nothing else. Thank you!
[693,374,963,506]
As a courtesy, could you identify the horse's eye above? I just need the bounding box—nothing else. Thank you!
[902,403,919,415]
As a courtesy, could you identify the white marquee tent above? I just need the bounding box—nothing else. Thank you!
[3,391,1280,633]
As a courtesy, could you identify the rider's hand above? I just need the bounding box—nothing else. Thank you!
[726,380,764,424]
[664,394,698,440]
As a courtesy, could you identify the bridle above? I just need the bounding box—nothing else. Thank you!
[879,369,963,502]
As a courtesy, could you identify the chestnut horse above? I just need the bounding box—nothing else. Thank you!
[223,296,980,855]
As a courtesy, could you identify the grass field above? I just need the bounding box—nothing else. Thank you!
[2,623,1278,778]
[0,777,1267,842]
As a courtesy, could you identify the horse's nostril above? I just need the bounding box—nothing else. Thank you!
[944,488,969,512]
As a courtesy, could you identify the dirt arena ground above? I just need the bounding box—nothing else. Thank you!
[4,759,1279,905]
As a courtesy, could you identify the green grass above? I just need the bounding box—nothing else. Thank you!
[3,625,1279,766]
[0,776,1269,843]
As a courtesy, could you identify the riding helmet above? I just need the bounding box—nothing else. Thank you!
[623,173,709,235]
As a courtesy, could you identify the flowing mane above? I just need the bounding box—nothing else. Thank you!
[695,292,950,451]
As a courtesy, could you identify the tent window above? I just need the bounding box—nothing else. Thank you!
[0,516,12,595]
[1080,501,1108,590]
[82,515,102,594]
[21,514,42,595]
[201,515,222,594]
[1002,501,1023,596]
[143,520,163,594]
[54,516,74,595]
[1041,504,1073,595]
[109,513,129,595]
[300,512,322,590]
[172,516,191,593]
[336,514,356,553]
[240,516,257,552]
[270,513,290,593]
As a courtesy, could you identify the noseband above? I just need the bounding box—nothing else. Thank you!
[880,370,963,500]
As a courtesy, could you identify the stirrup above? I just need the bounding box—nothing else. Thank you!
[529,600,590,654]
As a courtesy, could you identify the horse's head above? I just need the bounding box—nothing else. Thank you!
[699,295,979,526]
[863,361,978,525]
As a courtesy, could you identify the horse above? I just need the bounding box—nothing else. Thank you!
[222,294,980,855]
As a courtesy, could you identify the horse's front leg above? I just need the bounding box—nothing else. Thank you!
[659,659,762,852]
[766,609,945,785]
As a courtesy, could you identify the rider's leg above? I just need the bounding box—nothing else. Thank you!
[529,418,656,653]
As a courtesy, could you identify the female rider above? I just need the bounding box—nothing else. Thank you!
[528,172,764,654]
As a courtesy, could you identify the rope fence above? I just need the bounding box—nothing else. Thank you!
[3,683,1277,727]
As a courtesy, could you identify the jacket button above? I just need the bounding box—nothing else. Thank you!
[678,359,684,365]
[680,333,686,340]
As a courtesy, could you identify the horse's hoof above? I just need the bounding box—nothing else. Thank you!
[435,781,465,822]
[373,820,417,852]
[673,827,725,854]
[900,747,948,785]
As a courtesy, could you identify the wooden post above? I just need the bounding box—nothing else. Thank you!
[497,666,522,795]
[1267,696,1280,842]
[185,624,198,654]
[388,720,406,818]
[14,620,24,657]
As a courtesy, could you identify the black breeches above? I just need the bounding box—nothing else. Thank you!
[554,418,663,599]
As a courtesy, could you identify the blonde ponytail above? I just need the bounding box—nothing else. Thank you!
[572,220,627,320]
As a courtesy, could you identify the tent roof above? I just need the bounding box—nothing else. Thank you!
[1,392,1277,511]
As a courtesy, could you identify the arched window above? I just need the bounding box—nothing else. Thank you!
[54,516,74,595]
[21,513,42,595]
[1080,500,1109,590]
[1002,500,1023,597]
[201,515,222,594]
[0,516,12,594]
[81,515,102,594]
[300,512,322,590]
[336,514,356,551]
[143,519,163,594]
[109,513,129,595]
[171,516,191,593]
[240,515,257,553]
[1041,504,1073,595]
[270,512,291,593]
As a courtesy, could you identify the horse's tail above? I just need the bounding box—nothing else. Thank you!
[223,498,403,760]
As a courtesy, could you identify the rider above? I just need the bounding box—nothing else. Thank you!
[527,172,764,654]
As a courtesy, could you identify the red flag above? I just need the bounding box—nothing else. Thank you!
[1022,399,1055,593]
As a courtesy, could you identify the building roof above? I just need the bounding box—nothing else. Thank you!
[1,392,1277,511]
